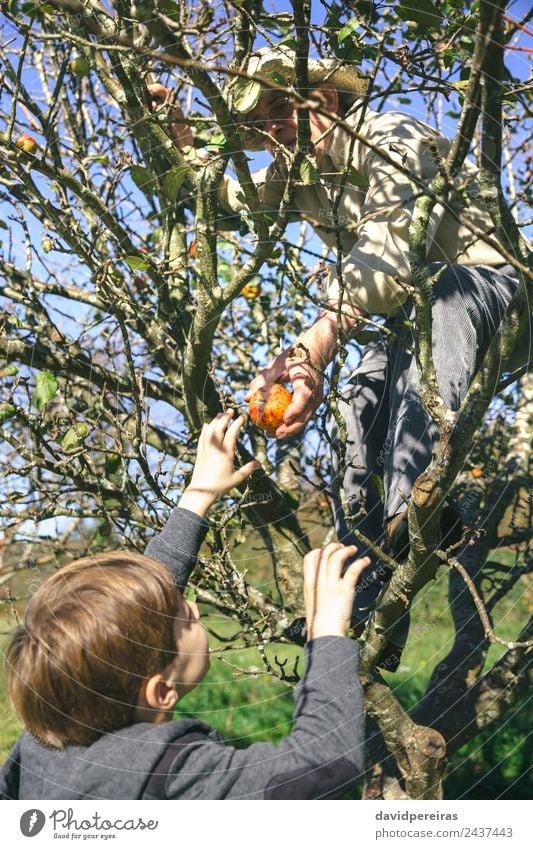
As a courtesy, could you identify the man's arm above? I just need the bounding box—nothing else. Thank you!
[147,83,287,219]
[244,302,363,438]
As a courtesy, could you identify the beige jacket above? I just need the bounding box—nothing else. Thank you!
[217,107,506,315]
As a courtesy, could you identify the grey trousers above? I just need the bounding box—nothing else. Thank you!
[330,263,522,565]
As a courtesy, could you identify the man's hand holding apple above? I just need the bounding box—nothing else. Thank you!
[244,304,364,438]
[244,345,324,438]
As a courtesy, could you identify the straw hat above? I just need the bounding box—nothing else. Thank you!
[232,46,367,149]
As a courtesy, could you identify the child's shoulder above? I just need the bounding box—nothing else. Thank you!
[11,719,221,800]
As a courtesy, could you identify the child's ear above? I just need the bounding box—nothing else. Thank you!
[142,674,179,712]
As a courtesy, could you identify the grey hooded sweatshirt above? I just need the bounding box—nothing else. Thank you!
[0,507,364,800]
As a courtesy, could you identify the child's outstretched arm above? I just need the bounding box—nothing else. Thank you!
[178,410,260,518]
[145,410,259,587]
[163,544,370,799]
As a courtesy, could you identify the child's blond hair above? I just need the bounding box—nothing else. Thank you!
[4,552,180,748]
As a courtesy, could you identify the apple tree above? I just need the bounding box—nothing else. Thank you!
[0,0,531,799]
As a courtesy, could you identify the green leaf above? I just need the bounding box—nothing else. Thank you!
[0,402,16,423]
[9,314,24,329]
[184,587,197,602]
[371,473,385,504]
[218,257,232,283]
[158,0,179,20]
[263,70,289,87]
[397,0,442,29]
[87,154,109,164]
[130,165,155,194]
[125,255,150,272]
[206,131,232,154]
[233,78,263,114]
[345,166,369,189]
[3,365,19,376]
[259,12,293,34]
[299,157,319,185]
[35,369,57,410]
[277,35,297,50]
[21,1,39,17]
[0,220,7,230]
[61,422,90,453]
[451,80,470,91]
[162,165,188,201]
[106,453,121,476]
[338,17,360,43]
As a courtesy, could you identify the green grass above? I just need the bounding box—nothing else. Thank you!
[174,635,297,746]
[1,547,530,798]
[382,567,532,799]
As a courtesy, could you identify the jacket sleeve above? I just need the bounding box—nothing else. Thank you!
[164,636,365,799]
[216,159,288,218]
[0,739,21,800]
[327,111,451,315]
[144,506,209,589]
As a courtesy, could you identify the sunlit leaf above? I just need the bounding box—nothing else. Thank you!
[61,422,90,453]
[299,157,319,185]
[338,17,361,43]
[233,78,263,114]
[206,131,232,154]
[125,255,150,271]
[0,402,16,423]
[35,369,57,410]
[277,35,297,50]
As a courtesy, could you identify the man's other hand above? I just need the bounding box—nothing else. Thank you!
[146,83,194,150]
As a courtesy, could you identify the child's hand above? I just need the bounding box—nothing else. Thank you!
[304,544,371,640]
[178,410,260,517]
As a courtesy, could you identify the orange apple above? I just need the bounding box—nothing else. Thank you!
[242,282,261,300]
[248,384,292,437]
[15,134,38,154]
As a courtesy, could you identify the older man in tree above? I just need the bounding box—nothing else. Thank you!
[153,47,521,664]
